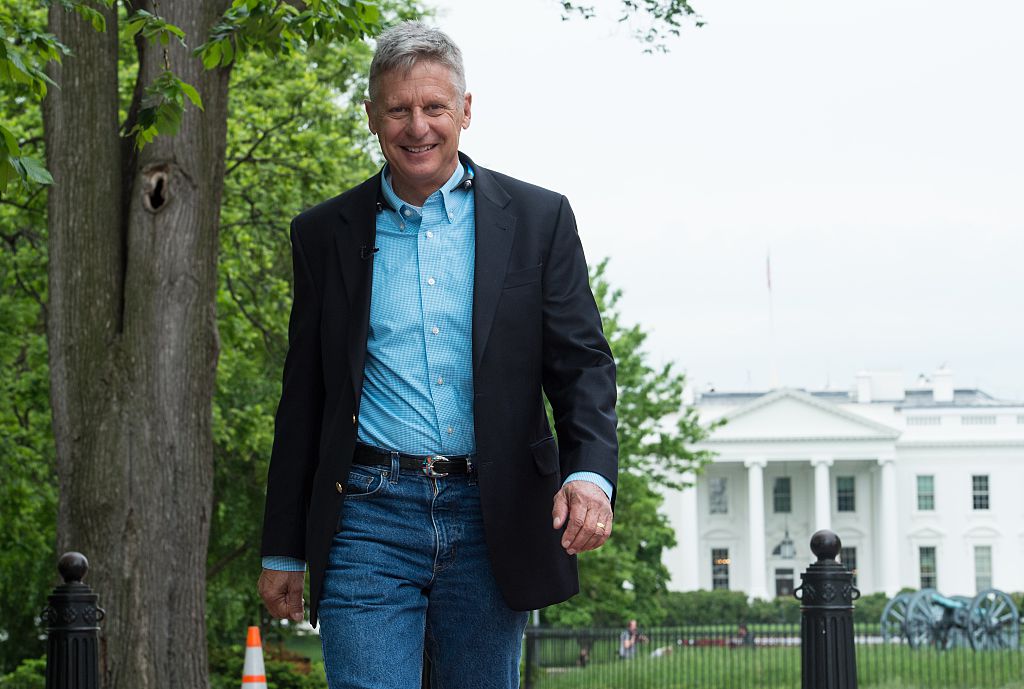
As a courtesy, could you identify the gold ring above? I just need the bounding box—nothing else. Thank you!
[596,522,606,530]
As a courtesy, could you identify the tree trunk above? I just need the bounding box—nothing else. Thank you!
[44,2,230,687]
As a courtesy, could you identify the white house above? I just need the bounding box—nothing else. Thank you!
[661,369,1024,600]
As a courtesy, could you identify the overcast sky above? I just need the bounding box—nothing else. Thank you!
[430,0,1024,400]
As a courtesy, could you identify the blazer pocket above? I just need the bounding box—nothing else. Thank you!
[503,264,542,289]
[530,436,560,476]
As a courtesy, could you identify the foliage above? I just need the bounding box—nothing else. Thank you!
[855,591,891,625]
[209,642,327,689]
[0,6,52,668]
[558,0,704,52]
[0,657,44,689]
[542,262,714,628]
[659,590,752,626]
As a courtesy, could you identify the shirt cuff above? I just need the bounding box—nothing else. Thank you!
[563,472,613,500]
[262,556,307,572]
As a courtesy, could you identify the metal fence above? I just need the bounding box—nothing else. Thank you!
[523,624,1024,689]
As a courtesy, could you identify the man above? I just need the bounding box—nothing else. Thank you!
[258,21,618,689]
[619,619,648,660]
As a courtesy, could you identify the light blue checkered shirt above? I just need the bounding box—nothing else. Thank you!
[263,163,610,571]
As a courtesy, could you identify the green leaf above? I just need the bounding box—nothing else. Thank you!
[125,19,147,39]
[179,82,204,111]
[17,155,53,185]
[0,124,19,156]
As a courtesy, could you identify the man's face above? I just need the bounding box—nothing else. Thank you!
[628,620,637,631]
[365,61,471,202]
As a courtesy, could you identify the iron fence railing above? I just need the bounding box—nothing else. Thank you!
[523,624,1024,689]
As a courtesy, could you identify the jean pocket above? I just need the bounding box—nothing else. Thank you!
[343,465,388,501]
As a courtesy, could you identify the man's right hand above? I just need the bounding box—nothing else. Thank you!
[258,568,305,622]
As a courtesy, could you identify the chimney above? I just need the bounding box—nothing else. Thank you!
[856,372,872,403]
[933,367,954,403]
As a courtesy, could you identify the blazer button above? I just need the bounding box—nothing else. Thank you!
[335,481,344,494]
[352,414,357,427]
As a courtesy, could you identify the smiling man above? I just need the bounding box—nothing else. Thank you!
[257,22,618,689]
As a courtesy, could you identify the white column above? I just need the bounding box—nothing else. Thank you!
[878,456,901,596]
[811,457,833,532]
[745,458,769,600]
[679,470,700,590]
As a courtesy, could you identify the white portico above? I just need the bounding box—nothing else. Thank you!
[661,371,1024,599]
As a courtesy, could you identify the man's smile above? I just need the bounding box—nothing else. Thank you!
[402,144,438,153]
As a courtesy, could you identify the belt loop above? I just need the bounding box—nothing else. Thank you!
[389,450,400,484]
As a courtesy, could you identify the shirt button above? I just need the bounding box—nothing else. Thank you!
[400,223,406,230]
[403,209,412,217]
[335,481,344,494]
[427,277,436,286]
[437,376,444,385]
[447,426,454,434]
[431,326,440,335]
[448,212,454,220]
[426,231,434,238]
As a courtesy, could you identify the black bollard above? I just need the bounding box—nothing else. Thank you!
[794,530,860,689]
[41,552,104,689]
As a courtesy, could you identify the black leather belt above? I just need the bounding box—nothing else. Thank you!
[353,443,476,478]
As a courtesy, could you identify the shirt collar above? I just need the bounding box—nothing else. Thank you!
[380,162,473,223]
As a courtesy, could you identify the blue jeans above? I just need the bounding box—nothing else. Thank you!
[319,457,529,689]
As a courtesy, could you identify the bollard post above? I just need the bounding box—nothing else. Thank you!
[41,552,104,689]
[794,530,860,689]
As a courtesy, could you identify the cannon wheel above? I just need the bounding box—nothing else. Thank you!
[905,589,941,649]
[968,589,1020,650]
[881,592,913,643]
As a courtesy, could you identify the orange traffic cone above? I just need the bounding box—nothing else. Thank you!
[241,626,268,689]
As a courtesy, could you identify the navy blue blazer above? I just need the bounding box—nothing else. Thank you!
[261,153,618,625]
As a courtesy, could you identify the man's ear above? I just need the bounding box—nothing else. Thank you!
[364,99,376,134]
[461,92,472,130]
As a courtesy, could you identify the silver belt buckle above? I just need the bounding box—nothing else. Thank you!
[422,454,449,478]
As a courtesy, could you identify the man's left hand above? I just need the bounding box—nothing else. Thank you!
[552,481,613,555]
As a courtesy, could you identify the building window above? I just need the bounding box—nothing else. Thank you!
[908,416,941,426]
[711,548,730,590]
[836,476,856,512]
[709,477,728,514]
[773,477,792,513]
[962,415,996,425]
[919,546,937,589]
[840,547,858,587]
[775,568,794,597]
[972,475,990,510]
[974,546,993,591]
[916,475,935,511]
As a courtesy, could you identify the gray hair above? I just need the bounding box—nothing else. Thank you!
[368,21,466,103]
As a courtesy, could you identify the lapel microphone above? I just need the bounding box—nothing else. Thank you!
[360,246,379,260]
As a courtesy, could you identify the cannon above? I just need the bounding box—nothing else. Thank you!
[881,588,1019,650]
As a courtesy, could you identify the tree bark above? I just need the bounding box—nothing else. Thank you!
[44,2,230,687]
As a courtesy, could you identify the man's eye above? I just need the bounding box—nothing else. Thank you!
[426,104,446,113]
[388,107,407,116]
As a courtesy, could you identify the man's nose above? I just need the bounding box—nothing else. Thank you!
[406,109,429,138]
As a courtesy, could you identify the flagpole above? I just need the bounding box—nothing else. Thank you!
[767,248,779,389]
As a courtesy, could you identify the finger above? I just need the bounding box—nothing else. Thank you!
[286,581,304,622]
[579,512,613,553]
[561,492,592,554]
[565,502,601,555]
[552,489,569,529]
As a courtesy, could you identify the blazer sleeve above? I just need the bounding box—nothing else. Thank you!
[260,221,325,560]
[540,196,619,504]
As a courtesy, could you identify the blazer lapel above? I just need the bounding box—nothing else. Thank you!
[471,163,517,372]
[334,175,380,396]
